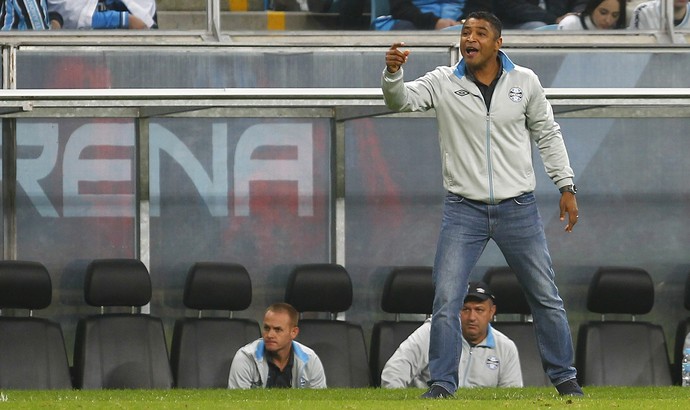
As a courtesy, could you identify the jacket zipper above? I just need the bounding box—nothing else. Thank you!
[485,108,494,204]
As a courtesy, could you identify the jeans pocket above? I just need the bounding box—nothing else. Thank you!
[446,192,466,204]
[512,193,536,206]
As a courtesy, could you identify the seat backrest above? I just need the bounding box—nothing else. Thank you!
[170,262,260,388]
[285,263,370,387]
[483,267,550,387]
[73,258,173,389]
[577,321,672,386]
[370,266,432,387]
[0,261,72,389]
[483,267,531,316]
[576,267,672,386]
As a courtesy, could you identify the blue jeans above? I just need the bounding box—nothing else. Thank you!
[428,192,577,393]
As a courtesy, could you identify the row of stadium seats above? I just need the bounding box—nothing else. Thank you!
[372,265,690,387]
[0,260,688,389]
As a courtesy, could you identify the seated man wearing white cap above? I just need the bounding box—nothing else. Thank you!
[381,281,523,388]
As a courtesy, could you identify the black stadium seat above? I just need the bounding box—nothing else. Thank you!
[369,266,433,387]
[0,261,72,389]
[170,262,260,388]
[285,263,370,387]
[73,259,173,389]
[576,267,672,386]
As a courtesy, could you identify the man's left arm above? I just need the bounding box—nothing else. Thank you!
[498,340,523,387]
[307,355,327,388]
[559,187,578,233]
[526,72,578,232]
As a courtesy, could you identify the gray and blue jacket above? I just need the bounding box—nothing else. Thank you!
[381,319,523,388]
[228,339,327,389]
[382,51,574,204]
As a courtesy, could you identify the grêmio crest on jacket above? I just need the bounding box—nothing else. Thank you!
[508,87,523,102]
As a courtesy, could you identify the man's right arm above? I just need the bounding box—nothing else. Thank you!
[628,2,655,29]
[380,322,431,388]
[228,350,256,389]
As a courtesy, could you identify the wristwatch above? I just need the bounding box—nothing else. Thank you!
[559,185,577,195]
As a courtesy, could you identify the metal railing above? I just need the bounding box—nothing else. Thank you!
[2,87,690,118]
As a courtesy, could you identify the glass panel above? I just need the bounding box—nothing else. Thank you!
[15,118,137,358]
[344,116,690,343]
[16,47,451,88]
[149,118,332,333]
[18,47,690,89]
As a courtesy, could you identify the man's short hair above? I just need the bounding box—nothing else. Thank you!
[266,302,299,327]
[464,11,503,39]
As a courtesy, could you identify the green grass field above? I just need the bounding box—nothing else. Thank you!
[1,387,689,409]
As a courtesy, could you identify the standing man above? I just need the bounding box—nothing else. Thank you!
[382,11,582,398]
[228,303,327,389]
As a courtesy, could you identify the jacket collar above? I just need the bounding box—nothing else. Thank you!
[454,50,515,80]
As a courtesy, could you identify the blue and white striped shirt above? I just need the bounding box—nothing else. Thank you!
[1,0,50,30]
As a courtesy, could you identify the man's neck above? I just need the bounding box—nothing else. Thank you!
[268,346,292,371]
[464,333,488,347]
[468,57,500,86]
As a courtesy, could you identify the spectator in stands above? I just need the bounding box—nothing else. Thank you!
[625,0,646,25]
[228,303,327,389]
[382,11,582,399]
[381,282,523,388]
[384,0,464,30]
[1,0,61,29]
[336,0,369,29]
[558,0,626,29]
[628,0,689,29]
[372,0,487,30]
[494,0,588,29]
[47,0,157,29]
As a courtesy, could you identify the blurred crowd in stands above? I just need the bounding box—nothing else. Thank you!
[1,0,157,30]
[0,0,686,31]
[371,0,688,31]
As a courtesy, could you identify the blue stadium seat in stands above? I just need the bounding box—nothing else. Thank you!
[170,262,260,388]
[576,267,672,386]
[483,267,551,387]
[369,266,433,387]
[73,259,173,389]
[534,24,559,30]
[285,263,370,387]
[0,261,72,389]
[371,0,393,29]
